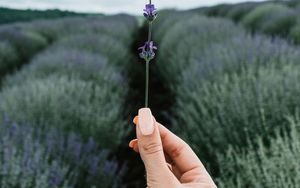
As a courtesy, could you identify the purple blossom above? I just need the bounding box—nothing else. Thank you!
[139,41,157,61]
[143,4,158,21]
[0,119,125,187]
[139,1,158,107]
[49,161,64,187]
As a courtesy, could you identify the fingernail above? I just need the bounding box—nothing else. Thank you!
[129,140,135,148]
[133,116,138,125]
[138,108,154,135]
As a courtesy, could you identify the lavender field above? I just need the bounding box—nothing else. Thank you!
[0,0,300,187]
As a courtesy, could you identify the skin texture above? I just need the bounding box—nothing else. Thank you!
[129,108,217,188]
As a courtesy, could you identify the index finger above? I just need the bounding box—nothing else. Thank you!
[157,122,216,185]
[157,122,202,171]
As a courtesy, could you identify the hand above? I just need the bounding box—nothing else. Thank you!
[129,108,217,188]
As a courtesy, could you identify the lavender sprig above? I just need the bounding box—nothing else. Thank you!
[139,0,158,107]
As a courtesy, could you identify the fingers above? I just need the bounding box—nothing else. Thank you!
[133,115,204,174]
[156,122,205,177]
[129,139,139,153]
[135,108,179,187]
[131,114,215,185]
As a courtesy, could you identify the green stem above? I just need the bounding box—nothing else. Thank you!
[148,22,152,42]
[145,60,150,107]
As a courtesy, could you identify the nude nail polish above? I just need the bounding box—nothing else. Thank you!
[138,108,154,135]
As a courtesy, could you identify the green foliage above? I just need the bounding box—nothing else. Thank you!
[153,11,195,43]
[216,117,300,188]
[285,0,300,8]
[290,24,300,44]
[0,13,138,186]
[0,7,87,24]
[179,35,300,87]
[53,34,132,69]
[155,14,300,172]
[0,76,127,149]
[0,41,19,76]
[202,4,232,17]
[226,2,258,22]
[242,4,296,36]
[0,119,124,188]
[3,47,123,88]
[25,15,137,44]
[157,15,244,85]
[175,65,300,157]
[260,11,296,36]
[0,28,48,63]
[0,27,48,77]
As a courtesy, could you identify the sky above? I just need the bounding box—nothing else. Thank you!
[0,0,267,15]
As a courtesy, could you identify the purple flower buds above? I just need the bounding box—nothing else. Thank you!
[139,0,158,107]
[138,41,157,62]
[143,4,158,21]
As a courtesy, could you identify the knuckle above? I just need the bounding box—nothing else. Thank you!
[169,143,188,159]
[142,142,163,155]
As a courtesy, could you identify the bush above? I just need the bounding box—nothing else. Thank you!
[0,118,125,188]
[260,10,297,36]
[0,41,19,76]
[155,12,300,176]
[0,27,48,63]
[289,24,300,44]
[0,7,86,24]
[174,65,300,160]
[226,3,258,22]
[26,15,137,44]
[203,4,232,17]
[3,47,123,88]
[179,35,300,86]
[52,34,132,69]
[157,15,245,85]
[242,4,296,36]
[216,117,300,188]
[0,76,127,149]
[286,0,300,8]
[153,11,195,43]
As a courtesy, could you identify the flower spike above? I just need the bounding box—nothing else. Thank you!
[138,41,157,62]
[143,4,158,21]
[138,0,158,107]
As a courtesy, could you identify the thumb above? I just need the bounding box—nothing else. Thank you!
[136,108,179,187]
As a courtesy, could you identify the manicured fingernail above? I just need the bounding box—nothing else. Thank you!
[133,116,138,125]
[129,139,138,148]
[138,108,154,135]
[129,141,134,148]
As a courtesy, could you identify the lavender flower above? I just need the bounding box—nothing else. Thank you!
[0,118,125,188]
[139,0,158,107]
[143,4,158,21]
[139,41,157,61]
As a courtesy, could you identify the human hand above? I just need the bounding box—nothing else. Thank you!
[129,108,217,188]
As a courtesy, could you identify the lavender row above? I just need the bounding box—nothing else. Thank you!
[0,118,125,188]
[216,117,300,188]
[196,1,300,44]
[154,12,300,176]
[0,14,138,187]
[0,14,137,80]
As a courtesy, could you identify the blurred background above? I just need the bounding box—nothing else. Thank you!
[0,0,299,187]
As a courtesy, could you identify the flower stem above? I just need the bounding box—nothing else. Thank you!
[144,0,154,108]
[145,60,150,107]
[148,22,152,43]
